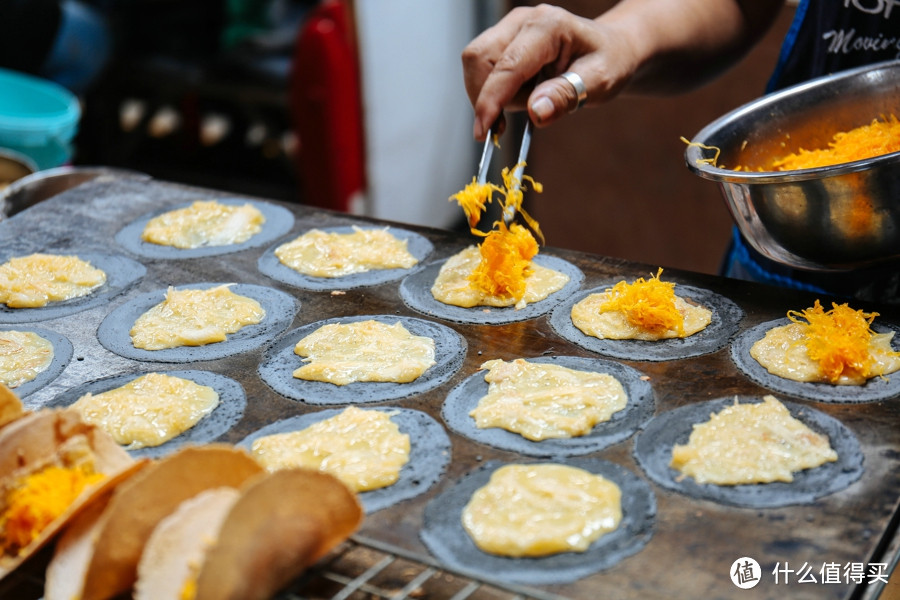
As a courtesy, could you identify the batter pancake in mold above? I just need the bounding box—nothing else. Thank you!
[259,314,465,404]
[97,282,298,362]
[420,458,655,586]
[0,326,72,399]
[633,396,864,508]
[115,198,295,259]
[442,355,655,457]
[732,319,900,403]
[258,225,434,291]
[239,407,451,513]
[0,251,146,324]
[549,281,743,361]
[48,369,246,459]
[399,253,584,325]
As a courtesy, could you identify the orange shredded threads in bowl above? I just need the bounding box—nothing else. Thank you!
[788,300,898,383]
[683,115,900,171]
[468,222,538,300]
[1,464,104,555]
[772,115,900,171]
[600,268,685,335]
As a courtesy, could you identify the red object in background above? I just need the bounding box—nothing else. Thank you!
[289,0,366,212]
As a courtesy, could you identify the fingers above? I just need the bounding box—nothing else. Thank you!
[528,76,578,126]
[463,5,582,140]
[463,7,541,139]
[528,66,593,126]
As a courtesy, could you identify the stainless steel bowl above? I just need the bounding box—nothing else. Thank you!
[0,148,36,203]
[685,60,900,272]
[0,166,150,219]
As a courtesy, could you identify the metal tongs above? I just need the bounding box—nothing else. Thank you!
[476,118,534,225]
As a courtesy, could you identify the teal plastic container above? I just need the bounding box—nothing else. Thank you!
[0,68,80,170]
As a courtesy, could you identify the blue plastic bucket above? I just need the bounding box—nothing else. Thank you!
[0,68,80,170]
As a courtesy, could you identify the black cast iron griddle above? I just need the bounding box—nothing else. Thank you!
[3,173,900,600]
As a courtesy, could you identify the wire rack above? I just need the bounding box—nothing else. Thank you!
[278,535,570,600]
[1,535,570,600]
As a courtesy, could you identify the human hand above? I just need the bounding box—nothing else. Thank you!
[462,4,637,140]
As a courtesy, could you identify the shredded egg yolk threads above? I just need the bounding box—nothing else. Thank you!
[449,161,546,302]
[450,178,502,231]
[1,465,104,554]
[681,137,722,168]
[772,115,900,171]
[599,269,685,336]
[498,163,544,245]
[468,222,539,301]
[682,115,900,172]
[788,300,898,383]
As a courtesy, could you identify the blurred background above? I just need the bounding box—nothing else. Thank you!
[0,0,796,275]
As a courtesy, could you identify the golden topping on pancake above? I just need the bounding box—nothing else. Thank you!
[292,320,435,385]
[274,227,418,278]
[250,406,410,492]
[470,359,627,440]
[571,270,711,340]
[445,162,556,309]
[431,246,569,310]
[130,285,265,350]
[72,373,220,449]
[468,222,539,302]
[141,200,265,249]
[461,463,622,557]
[0,330,53,389]
[670,396,838,485]
[751,300,900,385]
[0,254,106,309]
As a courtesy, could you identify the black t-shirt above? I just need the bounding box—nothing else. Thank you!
[768,0,900,91]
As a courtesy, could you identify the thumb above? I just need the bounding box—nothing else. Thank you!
[527,74,584,126]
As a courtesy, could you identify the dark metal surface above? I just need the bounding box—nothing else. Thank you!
[3,174,900,599]
[0,166,150,219]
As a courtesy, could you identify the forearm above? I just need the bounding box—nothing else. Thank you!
[461,0,784,138]
[600,0,784,94]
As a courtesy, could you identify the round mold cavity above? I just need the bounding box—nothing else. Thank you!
[399,253,584,325]
[97,282,298,363]
[257,225,434,290]
[0,251,146,324]
[258,314,466,404]
[549,281,743,361]
[238,406,451,514]
[115,198,296,259]
[0,325,72,399]
[633,395,864,508]
[731,318,900,403]
[420,457,656,586]
[442,355,655,457]
[48,369,246,459]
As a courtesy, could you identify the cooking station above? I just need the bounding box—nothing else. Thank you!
[2,170,900,600]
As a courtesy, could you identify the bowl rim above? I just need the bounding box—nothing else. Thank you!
[684,59,900,183]
[0,147,37,174]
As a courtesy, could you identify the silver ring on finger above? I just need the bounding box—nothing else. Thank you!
[560,71,587,113]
